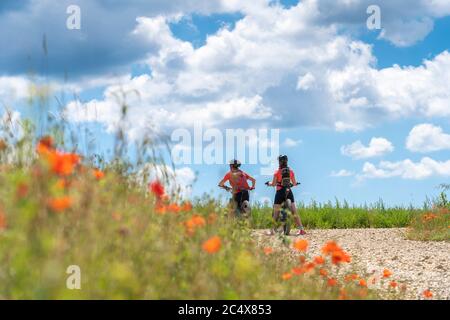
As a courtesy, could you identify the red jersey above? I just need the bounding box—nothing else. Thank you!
[274,168,295,191]
[222,170,251,193]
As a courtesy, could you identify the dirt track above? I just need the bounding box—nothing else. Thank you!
[252,228,449,300]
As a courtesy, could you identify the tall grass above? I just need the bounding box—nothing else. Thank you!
[248,200,421,229]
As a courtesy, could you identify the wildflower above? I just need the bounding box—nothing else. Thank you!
[313,256,325,265]
[359,279,367,287]
[345,274,359,282]
[382,269,392,278]
[304,262,316,273]
[291,267,304,275]
[181,202,193,212]
[423,289,433,298]
[282,272,292,281]
[155,204,167,215]
[299,255,306,264]
[149,180,165,199]
[331,250,351,265]
[46,151,80,176]
[293,239,308,252]
[319,268,328,277]
[93,169,105,180]
[166,203,181,213]
[0,211,7,230]
[16,183,29,199]
[191,215,206,227]
[389,281,398,288]
[48,196,72,212]
[263,247,273,255]
[36,136,54,154]
[202,236,221,254]
[321,241,341,255]
[327,278,337,287]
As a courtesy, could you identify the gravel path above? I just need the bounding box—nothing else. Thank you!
[252,228,449,300]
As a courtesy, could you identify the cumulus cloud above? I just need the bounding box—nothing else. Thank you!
[283,138,302,147]
[406,123,450,153]
[341,137,394,159]
[359,157,450,180]
[331,169,354,177]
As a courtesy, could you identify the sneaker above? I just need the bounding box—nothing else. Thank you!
[295,229,306,236]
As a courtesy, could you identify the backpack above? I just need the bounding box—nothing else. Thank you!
[280,167,291,187]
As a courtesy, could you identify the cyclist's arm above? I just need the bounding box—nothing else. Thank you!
[269,174,277,187]
[218,174,229,188]
[247,174,256,189]
[291,171,297,185]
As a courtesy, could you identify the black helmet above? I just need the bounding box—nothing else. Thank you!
[229,159,241,168]
[278,155,288,167]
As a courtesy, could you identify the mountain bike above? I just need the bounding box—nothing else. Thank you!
[265,182,300,235]
[219,185,253,218]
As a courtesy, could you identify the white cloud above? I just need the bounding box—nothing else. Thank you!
[359,157,450,180]
[62,1,450,137]
[283,137,302,147]
[341,137,394,159]
[297,72,316,91]
[331,169,354,177]
[406,123,450,153]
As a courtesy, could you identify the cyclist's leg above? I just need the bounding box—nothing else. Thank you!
[288,191,304,229]
[241,190,250,214]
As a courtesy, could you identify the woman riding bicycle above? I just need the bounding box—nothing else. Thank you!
[218,159,255,216]
[266,155,306,236]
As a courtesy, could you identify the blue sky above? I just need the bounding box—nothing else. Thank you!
[1,0,449,206]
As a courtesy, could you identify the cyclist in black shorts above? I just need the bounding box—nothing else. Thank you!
[266,155,306,236]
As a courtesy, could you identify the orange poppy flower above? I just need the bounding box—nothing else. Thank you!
[423,289,433,298]
[319,268,328,277]
[155,204,167,215]
[149,180,165,199]
[382,269,392,278]
[389,281,398,288]
[293,239,308,252]
[0,211,7,230]
[191,215,206,227]
[181,202,193,212]
[359,279,367,287]
[202,236,221,254]
[321,241,341,255]
[299,255,306,264]
[327,278,337,287]
[93,169,105,180]
[313,256,325,265]
[331,250,351,265]
[282,272,292,280]
[48,196,72,212]
[47,152,80,176]
[291,267,304,275]
[345,274,359,282]
[167,203,181,213]
[36,136,54,154]
[263,247,273,255]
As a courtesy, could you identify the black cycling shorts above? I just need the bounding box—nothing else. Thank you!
[233,190,250,207]
[274,187,294,205]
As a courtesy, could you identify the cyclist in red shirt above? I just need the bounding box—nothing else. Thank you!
[266,155,306,236]
[218,159,255,214]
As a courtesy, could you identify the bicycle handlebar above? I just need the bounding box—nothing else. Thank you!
[265,181,300,187]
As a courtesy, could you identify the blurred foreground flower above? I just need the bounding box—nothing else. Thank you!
[48,196,73,213]
[149,180,165,199]
[202,236,221,254]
